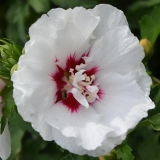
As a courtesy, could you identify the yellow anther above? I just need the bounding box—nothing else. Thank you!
[85,76,90,82]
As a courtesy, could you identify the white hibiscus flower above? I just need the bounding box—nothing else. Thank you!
[0,79,11,160]
[11,4,155,157]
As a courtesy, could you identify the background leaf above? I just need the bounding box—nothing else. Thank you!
[117,143,134,160]
[1,91,16,133]
[62,154,99,160]
[128,0,160,11]
[149,85,160,116]
[50,0,98,8]
[9,112,38,134]
[6,1,30,44]
[139,6,160,44]
[29,0,50,13]
[128,127,160,160]
[150,113,160,130]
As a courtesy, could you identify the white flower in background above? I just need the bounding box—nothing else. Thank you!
[12,4,155,156]
[0,79,11,160]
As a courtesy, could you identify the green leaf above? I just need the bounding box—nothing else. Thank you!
[1,91,16,133]
[138,85,160,131]
[135,113,160,131]
[137,127,160,160]
[62,154,99,160]
[9,112,38,134]
[139,6,160,44]
[150,113,160,130]
[0,71,10,79]
[24,136,47,155]
[0,83,13,96]
[51,0,98,8]
[6,2,30,43]
[27,154,54,160]
[72,155,99,160]
[19,135,49,160]
[128,0,160,12]
[117,143,134,160]
[28,0,50,13]
[150,85,160,109]
[0,62,10,79]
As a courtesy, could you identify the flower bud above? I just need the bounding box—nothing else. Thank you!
[0,39,22,76]
[99,149,117,160]
[140,38,153,60]
[0,46,9,59]
[22,48,25,55]
[10,64,17,75]
[8,58,17,65]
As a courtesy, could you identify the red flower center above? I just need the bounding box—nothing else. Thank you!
[52,52,100,112]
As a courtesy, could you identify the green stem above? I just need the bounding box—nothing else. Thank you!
[152,76,160,84]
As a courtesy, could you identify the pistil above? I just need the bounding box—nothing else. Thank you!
[53,55,99,110]
[67,64,99,108]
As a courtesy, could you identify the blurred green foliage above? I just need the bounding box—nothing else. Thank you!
[1,0,160,160]
[140,6,160,44]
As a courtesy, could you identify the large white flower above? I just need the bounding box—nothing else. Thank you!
[12,4,155,156]
[0,79,11,160]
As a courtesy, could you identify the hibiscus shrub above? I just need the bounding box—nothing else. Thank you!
[0,0,160,160]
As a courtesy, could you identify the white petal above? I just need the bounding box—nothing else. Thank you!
[32,114,54,141]
[49,22,90,68]
[136,63,152,96]
[26,8,67,52]
[47,8,66,30]
[86,25,144,76]
[45,103,112,151]
[82,56,93,63]
[0,122,11,160]
[71,88,89,108]
[45,126,122,156]
[22,110,124,157]
[26,6,100,67]
[93,72,155,136]
[49,7,100,40]
[12,38,56,122]
[71,7,100,40]
[90,4,128,41]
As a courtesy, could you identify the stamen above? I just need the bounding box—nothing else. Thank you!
[69,68,74,75]
[58,55,99,109]
[68,68,99,108]
[90,75,95,82]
